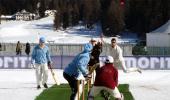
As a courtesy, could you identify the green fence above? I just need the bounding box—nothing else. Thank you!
[147,47,170,55]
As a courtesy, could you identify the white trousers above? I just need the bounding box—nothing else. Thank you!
[35,63,48,86]
[114,61,140,73]
[89,86,121,99]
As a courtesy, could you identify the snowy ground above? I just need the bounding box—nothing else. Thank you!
[0,16,103,44]
[0,16,137,44]
[0,69,170,100]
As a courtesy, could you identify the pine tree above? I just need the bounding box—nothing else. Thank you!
[39,0,46,17]
[101,0,124,36]
[83,0,101,29]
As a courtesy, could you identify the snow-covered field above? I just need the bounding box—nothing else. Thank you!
[0,16,104,44]
[0,69,170,100]
[0,16,137,44]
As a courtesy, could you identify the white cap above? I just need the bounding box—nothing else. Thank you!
[105,56,114,63]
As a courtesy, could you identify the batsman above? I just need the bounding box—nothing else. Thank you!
[63,43,92,100]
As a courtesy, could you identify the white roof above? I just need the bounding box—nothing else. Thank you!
[1,15,13,18]
[149,20,170,34]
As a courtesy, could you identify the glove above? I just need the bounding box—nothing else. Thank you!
[48,61,51,66]
[30,60,35,69]
[30,64,35,69]
[76,74,85,80]
[84,74,92,81]
[31,59,35,65]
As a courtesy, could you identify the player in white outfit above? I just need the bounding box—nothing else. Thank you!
[110,38,141,73]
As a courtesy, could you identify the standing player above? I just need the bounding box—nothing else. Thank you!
[88,56,123,100]
[110,38,141,73]
[63,43,93,100]
[31,37,52,89]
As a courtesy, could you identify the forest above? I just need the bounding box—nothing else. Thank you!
[0,0,169,38]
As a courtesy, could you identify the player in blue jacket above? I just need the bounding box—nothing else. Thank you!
[31,37,51,89]
[63,43,93,100]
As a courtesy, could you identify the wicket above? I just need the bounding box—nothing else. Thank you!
[77,80,85,100]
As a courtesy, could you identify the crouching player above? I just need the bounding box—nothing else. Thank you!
[88,56,124,100]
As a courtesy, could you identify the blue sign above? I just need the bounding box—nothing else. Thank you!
[0,56,170,69]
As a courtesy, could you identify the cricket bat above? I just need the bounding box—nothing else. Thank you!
[48,64,61,85]
[88,63,100,75]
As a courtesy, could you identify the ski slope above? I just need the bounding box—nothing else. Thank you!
[0,16,137,44]
[0,16,103,43]
[0,69,170,100]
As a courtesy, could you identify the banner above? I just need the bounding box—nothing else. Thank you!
[124,56,170,70]
[0,56,74,69]
[0,56,170,69]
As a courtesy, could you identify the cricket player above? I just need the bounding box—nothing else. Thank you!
[110,37,141,73]
[31,37,51,89]
[63,43,93,100]
[88,56,123,100]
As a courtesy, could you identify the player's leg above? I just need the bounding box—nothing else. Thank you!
[88,86,103,100]
[63,72,78,100]
[118,60,142,73]
[126,67,142,73]
[35,64,42,89]
[42,63,49,88]
[106,87,123,100]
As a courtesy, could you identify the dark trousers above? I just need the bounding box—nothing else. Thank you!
[16,51,22,56]
[63,72,78,100]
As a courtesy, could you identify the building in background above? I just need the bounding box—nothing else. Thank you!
[45,10,56,17]
[15,9,37,21]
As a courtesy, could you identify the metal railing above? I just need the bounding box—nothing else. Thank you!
[1,43,170,56]
[0,43,134,56]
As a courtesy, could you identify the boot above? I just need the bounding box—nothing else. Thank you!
[137,68,142,74]
[37,85,41,89]
[43,83,48,88]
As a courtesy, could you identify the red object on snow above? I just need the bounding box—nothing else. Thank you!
[120,0,125,8]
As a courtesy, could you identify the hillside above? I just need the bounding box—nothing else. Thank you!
[0,16,103,43]
[0,16,137,44]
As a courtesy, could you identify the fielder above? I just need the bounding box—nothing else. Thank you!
[88,56,124,100]
[63,43,92,100]
[110,38,141,73]
[31,37,52,89]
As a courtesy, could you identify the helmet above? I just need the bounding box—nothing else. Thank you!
[84,43,93,52]
[105,56,114,63]
[39,37,45,43]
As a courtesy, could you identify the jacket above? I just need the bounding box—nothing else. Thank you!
[94,63,118,89]
[64,43,93,78]
[31,45,51,64]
